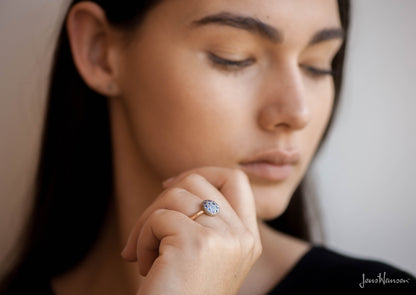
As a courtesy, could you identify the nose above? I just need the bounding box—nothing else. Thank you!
[258,65,311,131]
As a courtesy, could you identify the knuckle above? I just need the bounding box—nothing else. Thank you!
[201,228,218,248]
[241,231,255,250]
[240,230,262,259]
[223,230,245,252]
[162,187,188,202]
[148,208,168,224]
[193,228,219,253]
[255,242,263,258]
[183,173,204,186]
[168,187,188,197]
[230,168,249,183]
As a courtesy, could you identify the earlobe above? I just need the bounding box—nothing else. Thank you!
[66,2,121,96]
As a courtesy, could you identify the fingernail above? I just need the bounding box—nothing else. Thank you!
[162,177,175,187]
[121,242,128,256]
[120,248,127,258]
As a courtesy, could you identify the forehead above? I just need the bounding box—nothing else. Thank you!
[148,0,342,45]
[184,1,339,29]
[181,0,340,22]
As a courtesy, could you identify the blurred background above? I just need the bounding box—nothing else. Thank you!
[1,0,415,276]
[312,0,416,275]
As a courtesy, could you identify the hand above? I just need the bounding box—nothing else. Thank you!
[121,167,262,295]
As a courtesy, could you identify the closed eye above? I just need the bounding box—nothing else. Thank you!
[300,64,334,78]
[208,53,255,71]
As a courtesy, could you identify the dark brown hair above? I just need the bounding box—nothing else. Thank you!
[1,0,350,292]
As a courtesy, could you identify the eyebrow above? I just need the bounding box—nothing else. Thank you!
[309,28,345,45]
[192,12,282,43]
[191,12,344,45]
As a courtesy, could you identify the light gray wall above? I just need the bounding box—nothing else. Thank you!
[312,0,416,274]
[1,0,415,276]
[0,0,68,274]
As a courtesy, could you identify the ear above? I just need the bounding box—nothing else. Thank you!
[66,2,122,96]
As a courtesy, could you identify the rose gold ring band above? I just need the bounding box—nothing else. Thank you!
[190,210,205,221]
[189,200,220,221]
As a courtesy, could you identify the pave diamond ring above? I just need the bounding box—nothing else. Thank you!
[190,200,220,220]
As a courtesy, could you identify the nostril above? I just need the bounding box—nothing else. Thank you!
[291,108,311,129]
[258,106,280,131]
[258,103,311,131]
[274,122,290,129]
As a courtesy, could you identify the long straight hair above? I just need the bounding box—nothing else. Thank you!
[1,0,350,291]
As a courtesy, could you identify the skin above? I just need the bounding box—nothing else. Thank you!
[53,0,344,294]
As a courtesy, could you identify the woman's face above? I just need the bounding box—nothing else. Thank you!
[113,0,344,219]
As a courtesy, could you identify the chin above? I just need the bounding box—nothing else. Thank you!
[251,184,294,221]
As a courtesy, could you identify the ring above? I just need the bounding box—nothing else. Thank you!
[190,200,220,220]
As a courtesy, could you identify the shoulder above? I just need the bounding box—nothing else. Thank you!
[268,245,416,294]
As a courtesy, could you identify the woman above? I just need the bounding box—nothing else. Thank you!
[1,0,415,294]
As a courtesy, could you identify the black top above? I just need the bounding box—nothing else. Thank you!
[2,245,416,294]
[267,245,416,294]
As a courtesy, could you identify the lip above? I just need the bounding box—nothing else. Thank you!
[239,149,300,182]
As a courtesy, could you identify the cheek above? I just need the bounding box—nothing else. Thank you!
[117,48,253,178]
[302,81,335,162]
[253,84,334,219]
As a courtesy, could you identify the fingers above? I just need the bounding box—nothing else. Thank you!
[137,209,194,276]
[122,167,261,271]
[121,188,202,262]
[163,167,259,238]
[164,173,241,226]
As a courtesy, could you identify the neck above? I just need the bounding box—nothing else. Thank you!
[238,222,311,295]
[109,97,166,245]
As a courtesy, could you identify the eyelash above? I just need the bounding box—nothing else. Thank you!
[208,53,255,71]
[300,64,334,78]
[208,53,334,78]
